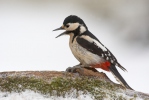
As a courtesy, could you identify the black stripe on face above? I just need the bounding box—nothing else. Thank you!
[71,26,80,43]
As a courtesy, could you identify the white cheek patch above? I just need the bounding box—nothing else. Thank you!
[80,26,86,33]
[80,35,107,51]
[66,23,80,31]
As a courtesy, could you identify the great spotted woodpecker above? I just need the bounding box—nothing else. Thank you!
[53,15,133,90]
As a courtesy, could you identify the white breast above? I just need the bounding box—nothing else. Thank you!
[69,33,104,66]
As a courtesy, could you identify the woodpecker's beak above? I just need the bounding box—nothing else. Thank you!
[53,26,64,31]
[55,31,67,38]
[53,26,68,38]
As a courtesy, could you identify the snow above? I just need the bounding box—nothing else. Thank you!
[0,90,93,100]
[0,89,146,100]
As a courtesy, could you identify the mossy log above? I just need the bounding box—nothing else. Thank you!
[0,68,149,100]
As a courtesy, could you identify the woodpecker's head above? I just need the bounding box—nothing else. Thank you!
[53,15,88,38]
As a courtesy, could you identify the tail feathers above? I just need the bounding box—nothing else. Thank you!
[117,63,127,72]
[109,65,133,90]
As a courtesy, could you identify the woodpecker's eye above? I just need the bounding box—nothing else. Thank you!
[66,24,69,28]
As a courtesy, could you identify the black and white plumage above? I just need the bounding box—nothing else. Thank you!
[53,15,133,90]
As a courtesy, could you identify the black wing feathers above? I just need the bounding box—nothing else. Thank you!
[76,36,103,57]
[77,31,127,71]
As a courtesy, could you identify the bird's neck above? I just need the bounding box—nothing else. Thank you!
[69,33,75,45]
[68,25,88,43]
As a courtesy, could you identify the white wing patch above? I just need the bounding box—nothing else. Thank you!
[80,35,107,51]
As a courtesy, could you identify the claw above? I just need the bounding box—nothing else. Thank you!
[65,65,84,74]
[66,67,74,72]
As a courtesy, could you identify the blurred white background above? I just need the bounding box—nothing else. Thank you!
[0,0,149,93]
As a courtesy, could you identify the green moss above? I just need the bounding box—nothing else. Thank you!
[129,94,138,100]
[0,76,125,99]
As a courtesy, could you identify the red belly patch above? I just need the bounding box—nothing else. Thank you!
[91,61,111,71]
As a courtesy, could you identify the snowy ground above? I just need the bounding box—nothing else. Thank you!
[0,90,93,100]
[0,90,146,100]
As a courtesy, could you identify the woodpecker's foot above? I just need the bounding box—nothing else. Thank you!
[66,65,84,74]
